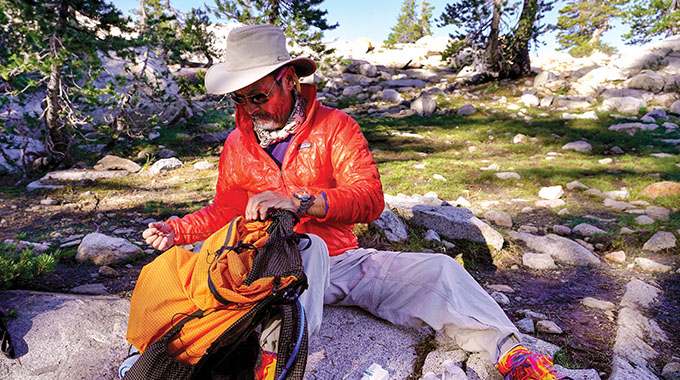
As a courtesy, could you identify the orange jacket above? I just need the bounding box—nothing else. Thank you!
[167,84,384,256]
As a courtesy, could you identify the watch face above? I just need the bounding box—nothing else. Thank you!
[294,190,311,201]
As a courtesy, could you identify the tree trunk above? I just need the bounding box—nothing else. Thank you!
[485,0,503,70]
[589,19,608,44]
[510,0,539,77]
[45,0,69,157]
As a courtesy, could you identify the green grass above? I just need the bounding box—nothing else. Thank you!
[0,242,59,289]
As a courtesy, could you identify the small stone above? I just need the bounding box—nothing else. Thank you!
[552,225,571,235]
[603,189,629,200]
[521,207,533,213]
[433,174,447,181]
[562,141,592,153]
[495,172,521,180]
[98,265,120,278]
[582,297,616,311]
[513,134,527,144]
[642,231,677,251]
[566,180,588,190]
[487,284,515,293]
[534,199,566,208]
[662,362,680,380]
[598,158,613,164]
[41,198,59,205]
[523,252,557,270]
[424,229,441,242]
[641,181,680,198]
[635,257,673,273]
[193,160,213,170]
[557,208,570,215]
[517,317,535,333]
[518,225,538,234]
[455,197,471,208]
[520,309,548,320]
[620,227,634,234]
[538,186,564,200]
[70,283,109,295]
[575,238,595,251]
[536,320,563,334]
[635,215,655,225]
[646,206,670,221]
[572,223,606,237]
[605,251,626,263]
[483,211,513,227]
[491,291,510,305]
[610,146,625,154]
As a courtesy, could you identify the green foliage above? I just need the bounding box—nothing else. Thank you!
[384,0,434,46]
[555,0,626,57]
[211,0,338,57]
[0,243,58,289]
[622,0,680,44]
[180,8,220,65]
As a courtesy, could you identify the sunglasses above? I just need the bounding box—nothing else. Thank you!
[229,67,288,106]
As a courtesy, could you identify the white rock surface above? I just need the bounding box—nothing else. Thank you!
[509,232,601,266]
[523,252,557,270]
[76,232,143,266]
[538,186,564,200]
[642,231,677,251]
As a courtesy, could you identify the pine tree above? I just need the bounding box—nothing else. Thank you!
[0,0,132,162]
[385,0,433,46]
[438,0,551,79]
[211,0,337,56]
[622,0,680,45]
[555,0,627,57]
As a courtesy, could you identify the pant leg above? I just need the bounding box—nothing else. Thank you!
[298,234,330,337]
[325,248,520,363]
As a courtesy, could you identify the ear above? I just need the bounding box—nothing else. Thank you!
[281,66,297,92]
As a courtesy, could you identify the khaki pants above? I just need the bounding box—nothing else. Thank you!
[299,234,520,363]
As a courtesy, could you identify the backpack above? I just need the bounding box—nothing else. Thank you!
[123,210,308,380]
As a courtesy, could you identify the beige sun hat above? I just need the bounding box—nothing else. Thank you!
[204,24,316,95]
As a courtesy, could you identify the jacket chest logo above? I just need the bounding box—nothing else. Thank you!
[297,142,312,150]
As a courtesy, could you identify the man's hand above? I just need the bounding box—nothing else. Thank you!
[245,190,297,220]
[142,222,176,251]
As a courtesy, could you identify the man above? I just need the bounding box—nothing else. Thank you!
[141,24,570,380]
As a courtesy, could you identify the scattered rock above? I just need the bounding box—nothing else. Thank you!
[523,252,557,270]
[70,283,109,295]
[635,215,655,225]
[642,231,677,251]
[424,229,441,242]
[509,232,601,266]
[411,94,436,116]
[566,180,589,190]
[516,317,535,334]
[411,206,504,251]
[2,239,51,253]
[552,225,571,235]
[536,320,563,334]
[605,251,626,263]
[538,185,564,200]
[534,199,566,208]
[149,157,183,175]
[93,155,142,173]
[554,365,602,380]
[582,297,616,311]
[98,265,120,278]
[370,208,409,243]
[572,223,606,237]
[635,257,673,273]
[193,160,213,170]
[495,172,521,180]
[646,206,671,221]
[40,197,59,205]
[562,141,593,153]
[483,211,513,227]
[487,284,514,293]
[513,134,527,144]
[662,362,680,380]
[457,104,476,116]
[382,88,403,103]
[76,232,143,266]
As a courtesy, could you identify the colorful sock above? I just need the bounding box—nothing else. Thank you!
[496,345,571,380]
[255,349,277,380]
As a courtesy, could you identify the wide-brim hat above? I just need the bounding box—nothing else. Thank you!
[205,24,317,95]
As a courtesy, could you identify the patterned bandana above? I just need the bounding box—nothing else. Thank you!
[253,92,306,148]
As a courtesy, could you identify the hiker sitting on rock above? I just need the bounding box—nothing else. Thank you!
[141,24,570,380]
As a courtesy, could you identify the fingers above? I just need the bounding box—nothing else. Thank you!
[245,191,297,220]
[142,222,175,250]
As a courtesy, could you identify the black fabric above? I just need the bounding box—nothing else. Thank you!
[244,210,305,286]
[125,211,308,380]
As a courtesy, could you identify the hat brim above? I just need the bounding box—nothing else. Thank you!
[205,57,316,95]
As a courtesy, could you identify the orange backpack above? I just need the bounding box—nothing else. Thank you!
[124,210,308,379]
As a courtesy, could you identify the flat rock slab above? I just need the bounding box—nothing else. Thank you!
[0,290,129,380]
[411,206,504,251]
[306,306,429,380]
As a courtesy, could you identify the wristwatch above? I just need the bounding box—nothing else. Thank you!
[293,190,315,216]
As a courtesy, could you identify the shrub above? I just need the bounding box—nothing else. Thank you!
[0,243,58,289]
